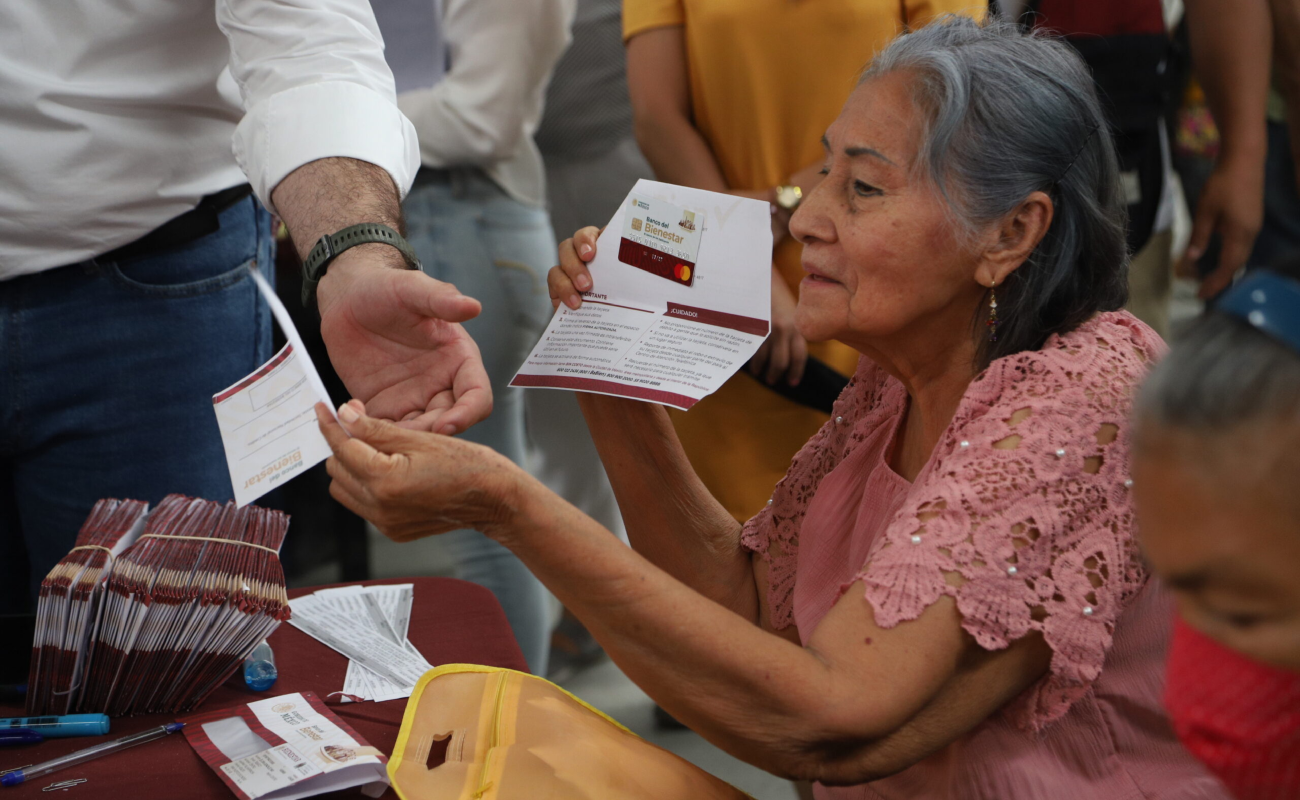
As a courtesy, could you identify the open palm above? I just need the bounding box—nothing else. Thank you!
[319,265,492,434]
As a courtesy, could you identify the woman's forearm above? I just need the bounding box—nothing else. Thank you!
[315,404,1044,785]
[626,28,732,192]
[576,393,758,618]
[490,476,1023,785]
[634,112,731,191]
[491,479,870,781]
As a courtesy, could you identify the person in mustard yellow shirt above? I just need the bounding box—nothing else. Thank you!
[623,0,986,521]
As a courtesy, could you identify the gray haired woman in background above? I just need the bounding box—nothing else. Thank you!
[317,19,1227,798]
[1133,264,1300,799]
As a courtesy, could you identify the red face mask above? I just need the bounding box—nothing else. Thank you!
[1164,617,1300,799]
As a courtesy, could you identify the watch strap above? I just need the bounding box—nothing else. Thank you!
[301,223,421,306]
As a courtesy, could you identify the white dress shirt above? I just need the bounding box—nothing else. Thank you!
[394,0,575,208]
[0,0,420,278]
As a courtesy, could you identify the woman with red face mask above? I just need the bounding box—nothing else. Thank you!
[1133,264,1300,799]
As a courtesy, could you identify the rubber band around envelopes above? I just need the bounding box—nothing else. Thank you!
[27,494,291,717]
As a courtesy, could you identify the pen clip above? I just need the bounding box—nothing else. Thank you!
[42,778,87,791]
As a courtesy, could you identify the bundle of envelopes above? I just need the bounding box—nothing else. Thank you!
[27,498,149,715]
[28,494,291,717]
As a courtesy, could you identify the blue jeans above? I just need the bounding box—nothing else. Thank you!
[400,170,555,674]
[0,197,275,611]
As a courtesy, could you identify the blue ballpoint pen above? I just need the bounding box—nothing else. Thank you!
[0,722,184,787]
[0,730,42,747]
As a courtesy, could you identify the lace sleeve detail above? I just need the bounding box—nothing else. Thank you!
[850,313,1167,731]
[741,358,899,630]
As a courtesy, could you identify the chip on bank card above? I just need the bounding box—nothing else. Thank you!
[618,194,705,287]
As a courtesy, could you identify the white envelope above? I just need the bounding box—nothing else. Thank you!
[212,268,336,506]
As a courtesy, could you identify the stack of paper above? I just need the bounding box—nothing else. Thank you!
[28,494,292,716]
[27,498,149,715]
[288,585,430,702]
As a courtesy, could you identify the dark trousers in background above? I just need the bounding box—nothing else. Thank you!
[1251,120,1300,271]
[0,197,275,612]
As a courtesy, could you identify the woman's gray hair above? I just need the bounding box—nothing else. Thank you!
[1137,312,1300,431]
[862,16,1129,368]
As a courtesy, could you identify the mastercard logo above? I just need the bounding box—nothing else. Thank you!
[674,264,692,281]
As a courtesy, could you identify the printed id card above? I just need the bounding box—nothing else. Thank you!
[618,194,705,286]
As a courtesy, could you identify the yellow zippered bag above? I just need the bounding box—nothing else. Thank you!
[388,664,753,800]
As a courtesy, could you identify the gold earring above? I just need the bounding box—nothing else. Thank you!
[987,284,999,343]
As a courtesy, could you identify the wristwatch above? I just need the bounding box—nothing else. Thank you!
[773,184,803,212]
[300,222,422,306]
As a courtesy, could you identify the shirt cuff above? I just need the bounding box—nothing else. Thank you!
[233,80,421,217]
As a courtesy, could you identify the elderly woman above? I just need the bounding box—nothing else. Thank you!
[316,19,1225,798]
[1132,264,1300,799]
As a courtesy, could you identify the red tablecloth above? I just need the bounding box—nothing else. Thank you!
[0,577,526,798]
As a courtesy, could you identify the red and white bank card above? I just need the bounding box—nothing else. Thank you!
[618,194,705,286]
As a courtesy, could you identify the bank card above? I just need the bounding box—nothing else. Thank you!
[618,193,705,286]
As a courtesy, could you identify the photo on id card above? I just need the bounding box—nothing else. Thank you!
[618,194,705,287]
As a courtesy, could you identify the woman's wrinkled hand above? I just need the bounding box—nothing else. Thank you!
[548,226,600,311]
[314,400,524,543]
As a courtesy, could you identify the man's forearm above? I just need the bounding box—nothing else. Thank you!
[1186,0,1272,164]
[271,156,407,263]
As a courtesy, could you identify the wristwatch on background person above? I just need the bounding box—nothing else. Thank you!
[300,223,422,306]
[773,184,803,213]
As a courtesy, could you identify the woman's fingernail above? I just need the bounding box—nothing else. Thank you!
[575,275,591,290]
[338,403,359,423]
[567,294,580,309]
[440,424,457,435]
[579,244,593,258]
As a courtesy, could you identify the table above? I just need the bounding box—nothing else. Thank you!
[0,577,527,799]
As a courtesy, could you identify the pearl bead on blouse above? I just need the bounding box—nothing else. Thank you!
[1055,448,1066,458]
[1082,606,1094,616]
[910,535,922,544]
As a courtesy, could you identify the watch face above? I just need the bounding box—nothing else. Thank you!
[776,186,802,210]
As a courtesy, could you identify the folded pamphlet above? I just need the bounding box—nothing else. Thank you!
[511,180,772,410]
[183,691,388,800]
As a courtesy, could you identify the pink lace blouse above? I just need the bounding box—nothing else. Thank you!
[741,312,1227,799]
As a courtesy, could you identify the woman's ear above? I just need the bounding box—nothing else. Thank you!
[975,191,1054,287]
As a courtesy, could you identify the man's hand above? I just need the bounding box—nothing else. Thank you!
[1177,158,1265,298]
[1181,0,1271,298]
[318,247,491,434]
[271,157,492,433]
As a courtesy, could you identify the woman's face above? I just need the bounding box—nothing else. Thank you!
[789,71,987,353]
[1133,425,1300,671]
